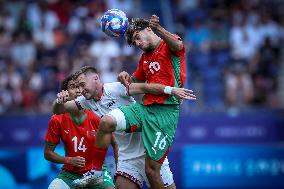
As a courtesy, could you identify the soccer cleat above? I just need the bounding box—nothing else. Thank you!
[72,172,104,187]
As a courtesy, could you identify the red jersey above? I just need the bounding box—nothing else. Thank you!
[45,110,100,174]
[132,36,186,105]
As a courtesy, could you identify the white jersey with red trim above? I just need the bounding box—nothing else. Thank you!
[75,82,145,161]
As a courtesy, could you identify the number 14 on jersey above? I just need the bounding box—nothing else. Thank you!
[72,136,87,152]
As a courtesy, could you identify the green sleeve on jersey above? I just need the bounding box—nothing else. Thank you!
[163,55,183,105]
[131,76,145,83]
[45,141,58,146]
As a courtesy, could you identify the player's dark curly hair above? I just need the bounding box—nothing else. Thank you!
[125,18,149,45]
[73,66,98,80]
[60,74,74,91]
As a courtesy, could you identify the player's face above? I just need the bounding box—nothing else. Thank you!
[76,73,101,100]
[132,29,153,52]
[67,80,81,100]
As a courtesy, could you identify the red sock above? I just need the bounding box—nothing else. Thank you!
[92,145,107,171]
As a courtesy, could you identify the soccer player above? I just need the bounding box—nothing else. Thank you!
[44,74,116,189]
[52,66,195,188]
[83,15,188,189]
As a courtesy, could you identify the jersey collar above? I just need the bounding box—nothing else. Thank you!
[147,39,161,53]
[69,112,87,126]
[154,39,161,50]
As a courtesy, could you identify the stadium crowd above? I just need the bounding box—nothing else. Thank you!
[0,0,283,114]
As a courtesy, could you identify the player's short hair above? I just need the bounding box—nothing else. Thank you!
[125,18,149,45]
[73,66,98,80]
[60,74,74,91]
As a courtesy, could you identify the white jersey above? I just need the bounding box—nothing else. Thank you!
[75,82,145,161]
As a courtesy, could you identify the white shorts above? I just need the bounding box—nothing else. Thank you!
[115,156,174,188]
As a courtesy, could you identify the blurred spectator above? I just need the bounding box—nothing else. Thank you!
[260,13,280,46]
[21,79,37,112]
[0,27,11,58]
[225,61,254,107]
[251,37,280,106]
[106,0,135,15]
[210,18,229,52]
[0,0,283,114]
[32,19,55,49]
[72,43,94,72]
[27,1,59,32]
[89,36,121,80]
[230,17,258,62]
[185,19,210,53]
[10,32,36,69]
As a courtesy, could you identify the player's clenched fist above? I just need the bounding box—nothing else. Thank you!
[118,71,131,86]
[149,15,161,31]
[56,90,70,104]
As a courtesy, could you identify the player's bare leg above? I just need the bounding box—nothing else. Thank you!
[145,155,163,189]
[115,176,139,189]
[95,115,116,148]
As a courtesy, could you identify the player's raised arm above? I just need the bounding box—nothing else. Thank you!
[149,15,183,52]
[52,90,79,115]
[128,83,196,100]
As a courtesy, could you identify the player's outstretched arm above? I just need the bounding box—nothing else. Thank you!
[44,144,86,167]
[52,90,79,114]
[171,87,197,100]
[149,15,183,52]
[128,83,196,100]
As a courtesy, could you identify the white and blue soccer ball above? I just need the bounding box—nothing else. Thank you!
[100,9,129,37]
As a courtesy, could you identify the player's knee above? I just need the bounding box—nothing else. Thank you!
[99,115,116,132]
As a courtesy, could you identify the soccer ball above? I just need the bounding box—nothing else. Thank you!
[100,9,129,37]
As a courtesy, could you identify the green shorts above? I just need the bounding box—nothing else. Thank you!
[119,103,180,161]
[57,165,114,189]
